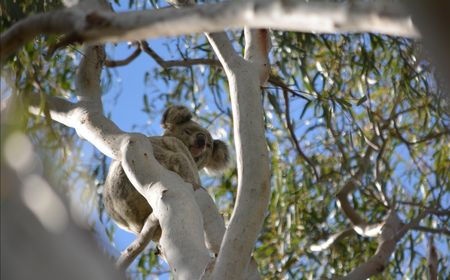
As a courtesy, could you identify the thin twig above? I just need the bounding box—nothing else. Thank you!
[140,40,221,68]
[428,236,438,280]
[411,225,450,236]
[282,89,319,180]
[309,227,353,252]
[105,46,142,67]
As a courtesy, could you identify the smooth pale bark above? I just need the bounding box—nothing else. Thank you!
[0,0,419,61]
[206,29,271,280]
[116,214,159,270]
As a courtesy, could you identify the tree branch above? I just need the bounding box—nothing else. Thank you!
[411,226,450,236]
[1,0,419,61]
[76,45,105,103]
[105,46,142,67]
[309,227,354,252]
[26,94,77,127]
[116,214,159,270]
[140,41,221,68]
[428,236,438,280]
[207,29,271,280]
[282,89,319,180]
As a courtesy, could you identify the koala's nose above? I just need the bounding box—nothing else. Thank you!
[196,133,206,147]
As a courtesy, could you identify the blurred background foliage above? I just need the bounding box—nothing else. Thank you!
[1,0,449,279]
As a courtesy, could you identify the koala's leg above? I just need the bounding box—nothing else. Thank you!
[194,187,225,254]
[156,137,201,189]
[165,152,201,189]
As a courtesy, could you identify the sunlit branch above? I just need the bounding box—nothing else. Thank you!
[27,94,77,127]
[309,227,353,252]
[0,0,419,61]
[206,28,270,280]
[116,214,160,269]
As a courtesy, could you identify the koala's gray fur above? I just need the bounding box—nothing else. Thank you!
[103,105,230,235]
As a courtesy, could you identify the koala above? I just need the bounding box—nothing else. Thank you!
[103,105,229,235]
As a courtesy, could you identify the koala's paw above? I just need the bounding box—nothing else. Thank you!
[161,105,192,129]
[205,140,230,174]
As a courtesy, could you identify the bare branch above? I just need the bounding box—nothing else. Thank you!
[244,28,271,85]
[105,47,142,67]
[76,45,105,102]
[397,201,450,217]
[205,32,244,74]
[309,227,353,252]
[26,94,77,127]
[395,210,430,239]
[140,41,221,68]
[428,236,438,280]
[341,210,436,279]
[402,0,450,108]
[411,226,450,236]
[116,214,159,270]
[282,89,319,180]
[1,0,419,60]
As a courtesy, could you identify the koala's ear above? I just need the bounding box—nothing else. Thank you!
[161,105,192,129]
[205,140,230,174]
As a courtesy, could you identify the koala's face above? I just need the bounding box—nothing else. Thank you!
[161,105,229,172]
[164,121,214,169]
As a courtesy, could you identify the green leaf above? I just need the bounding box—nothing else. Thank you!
[357,95,368,106]
[299,100,312,119]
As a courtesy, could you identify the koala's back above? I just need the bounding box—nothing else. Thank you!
[103,160,150,234]
[103,136,198,234]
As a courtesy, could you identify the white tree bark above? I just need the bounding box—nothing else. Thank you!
[206,28,271,280]
[0,0,419,61]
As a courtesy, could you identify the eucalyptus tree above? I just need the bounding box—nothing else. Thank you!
[1,0,449,279]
